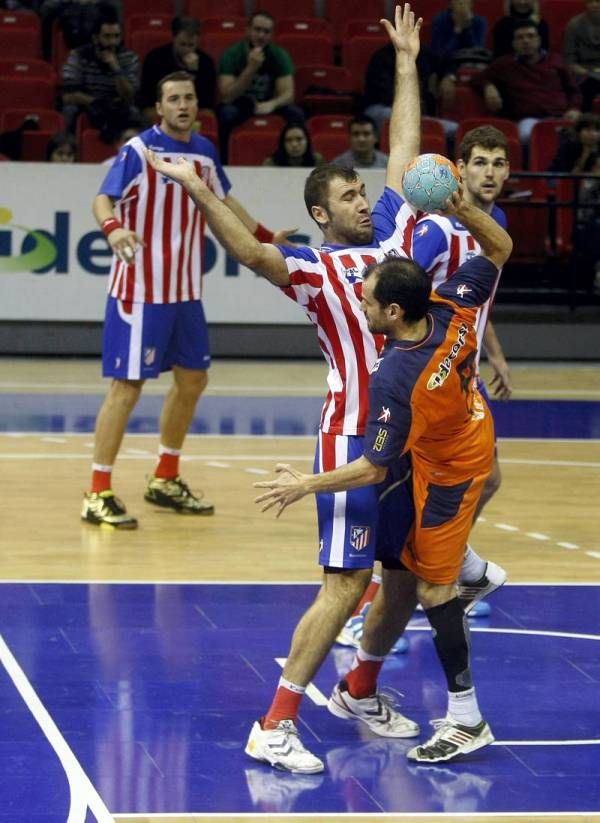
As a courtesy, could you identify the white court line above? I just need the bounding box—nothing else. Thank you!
[113,814,600,819]
[0,634,114,823]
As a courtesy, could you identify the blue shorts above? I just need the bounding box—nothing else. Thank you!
[102,298,210,380]
[315,433,414,570]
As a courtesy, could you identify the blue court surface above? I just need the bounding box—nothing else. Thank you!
[0,581,599,820]
[2,393,600,438]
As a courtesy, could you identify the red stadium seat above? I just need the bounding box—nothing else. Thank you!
[200,30,242,63]
[277,31,335,67]
[0,76,55,112]
[339,19,387,41]
[454,117,522,168]
[0,27,40,58]
[0,58,54,79]
[0,108,64,132]
[311,130,348,161]
[438,85,487,119]
[256,0,315,17]
[295,65,354,115]
[422,133,448,155]
[186,0,245,16]
[124,13,171,46]
[196,108,218,149]
[380,116,447,154]
[0,10,40,32]
[342,34,388,93]
[277,17,332,36]
[79,128,115,163]
[122,0,174,15]
[307,114,351,136]
[501,178,550,263]
[51,20,72,74]
[228,116,283,165]
[129,28,171,64]
[325,0,386,25]
[539,0,580,53]
[554,177,575,256]
[201,17,246,35]
[529,118,567,171]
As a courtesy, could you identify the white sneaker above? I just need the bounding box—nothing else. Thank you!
[245,719,324,774]
[457,561,507,615]
[336,608,408,654]
[327,681,419,738]
[407,717,494,763]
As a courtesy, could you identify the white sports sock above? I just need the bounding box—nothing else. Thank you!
[447,687,482,727]
[278,676,305,695]
[459,544,487,583]
[158,444,181,456]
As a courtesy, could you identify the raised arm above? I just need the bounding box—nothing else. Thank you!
[382,3,422,191]
[445,194,512,269]
[144,151,291,287]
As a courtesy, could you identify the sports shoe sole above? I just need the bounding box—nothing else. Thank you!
[327,692,420,738]
[81,514,138,530]
[408,724,495,763]
[144,492,214,515]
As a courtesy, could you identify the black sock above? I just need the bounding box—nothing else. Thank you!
[425,597,472,692]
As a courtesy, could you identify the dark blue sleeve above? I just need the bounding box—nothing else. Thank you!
[364,366,413,467]
[435,255,499,308]
[98,144,142,199]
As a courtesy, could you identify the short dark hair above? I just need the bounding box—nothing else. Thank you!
[93,2,120,34]
[171,16,199,37]
[349,115,377,133]
[574,113,600,134]
[304,163,360,219]
[46,131,76,161]
[364,257,432,323]
[156,70,196,102]
[512,19,540,37]
[457,125,510,163]
[249,10,275,27]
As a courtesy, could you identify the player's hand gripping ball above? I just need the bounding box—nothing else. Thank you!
[402,153,461,211]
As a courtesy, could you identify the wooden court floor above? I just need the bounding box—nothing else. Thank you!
[1,357,600,823]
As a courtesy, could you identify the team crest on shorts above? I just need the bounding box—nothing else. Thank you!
[143,347,156,366]
[350,526,371,551]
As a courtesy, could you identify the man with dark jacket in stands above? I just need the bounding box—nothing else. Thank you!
[139,17,216,127]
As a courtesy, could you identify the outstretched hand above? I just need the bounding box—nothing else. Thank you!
[144,149,205,190]
[380,3,422,61]
[253,463,311,518]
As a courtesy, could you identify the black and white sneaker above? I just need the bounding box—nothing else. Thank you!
[457,561,507,615]
[144,475,214,515]
[81,490,138,529]
[408,717,494,763]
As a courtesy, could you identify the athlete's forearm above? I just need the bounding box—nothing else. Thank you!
[454,201,512,268]
[304,455,387,495]
[386,56,421,190]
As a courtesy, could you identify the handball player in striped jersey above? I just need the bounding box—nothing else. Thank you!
[82,70,294,529]
[146,3,424,774]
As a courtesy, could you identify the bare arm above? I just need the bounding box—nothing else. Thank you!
[483,320,512,399]
[255,75,294,114]
[383,3,423,191]
[223,194,297,244]
[254,456,387,518]
[92,193,144,264]
[144,151,291,286]
[445,195,512,268]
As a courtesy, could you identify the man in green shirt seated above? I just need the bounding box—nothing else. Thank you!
[217,11,305,161]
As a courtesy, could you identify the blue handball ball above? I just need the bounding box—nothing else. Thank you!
[402,153,461,212]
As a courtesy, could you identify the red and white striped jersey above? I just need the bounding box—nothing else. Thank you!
[98,125,231,304]
[277,188,416,436]
[411,205,507,368]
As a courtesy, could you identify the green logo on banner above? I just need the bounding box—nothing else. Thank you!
[0,207,58,272]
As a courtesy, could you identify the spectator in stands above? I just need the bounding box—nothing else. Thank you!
[0,114,39,160]
[216,11,304,162]
[263,121,324,167]
[492,0,549,57]
[332,115,388,169]
[549,112,600,291]
[564,0,600,112]
[472,20,581,139]
[40,0,113,62]
[364,41,438,131]
[139,18,216,128]
[61,5,141,142]
[549,112,600,172]
[101,123,141,164]
[431,0,490,113]
[46,131,76,161]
